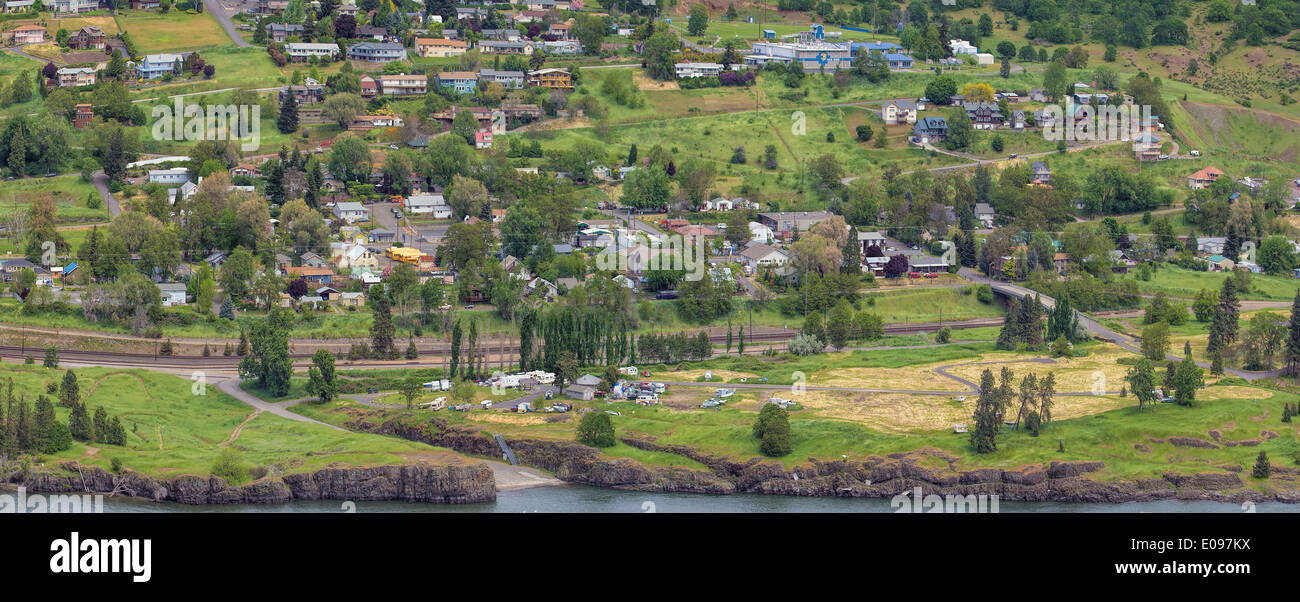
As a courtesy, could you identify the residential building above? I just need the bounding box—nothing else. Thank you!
[478,69,526,89]
[147,168,190,185]
[1187,166,1224,189]
[347,41,406,63]
[883,53,913,70]
[136,53,185,79]
[348,114,404,130]
[477,40,534,55]
[266,23,303,43]
[281,83,326,105]
[756,211,833,235]
[975,203,996,227]
[883,100,917,124]
[949,39,977,55]
[12,24,44,44]
[4,1,37,13]
[332,201,369,223]
[912,116,948,143]
[1031,161,1052,185]
[285,43,340,61]
[1197,237,1227,256]
[527,68,573,90]
[54,0,101,13]
[73,104,93,129]
[359,74,378,98]
[675,62,725,78]
[539,40,581,55]
[354,25,387,41]
[56,67,95,88]
[436,71,478,94]
[285,266,334,284]
[416,37,468,57]
[406,193,450,218]
[548,19,573,39]
[379,73,427,96]
[739,243,789,269]
[475,130,493,149]
[68,26,106,50]
[158,283,187,307]
[962,102,1003,129]
[479,28,520,41]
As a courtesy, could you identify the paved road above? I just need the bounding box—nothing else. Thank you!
[203,0,254,48]
[3,46,59,65]
[215,376,345,430]
[91,171,121,217]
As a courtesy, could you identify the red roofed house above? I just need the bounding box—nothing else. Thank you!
[475,130,493,148]
[1187,166,1224,190]
[359,74,378,98]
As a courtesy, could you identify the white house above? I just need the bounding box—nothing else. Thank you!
[949,39,977,55]
[883,99,917,124]
[332,201,369,223]
[158,283,187,307]
[748,221,774,244]
[147,168,190,185]
[739,243,789,268]
[674,62,724,78]
[406,193,451,218]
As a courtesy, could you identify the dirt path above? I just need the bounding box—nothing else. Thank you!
[220,409,262,447]
[85,371,150,398]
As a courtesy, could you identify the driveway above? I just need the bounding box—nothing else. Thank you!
[203,0,253,48]
[91,171,121,217]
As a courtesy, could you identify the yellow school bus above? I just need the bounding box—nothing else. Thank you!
[385,247,422,265]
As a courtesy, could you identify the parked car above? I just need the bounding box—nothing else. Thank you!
[924,273,939,279]
[1190,150,1201,157]
[908,272,922,278]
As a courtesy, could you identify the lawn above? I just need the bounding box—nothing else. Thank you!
[0,175,109,223]
[114,10,232,53]
[1,364,456,479]
[43,13,120,37]
[1131,266,1300,302]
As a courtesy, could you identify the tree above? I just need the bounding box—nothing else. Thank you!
[68,402,91,441]
[1207,276,1239,356]
[451,108,479,144]
[970,369,999,453]
[1038,372,1056,425]
[370,287,395,358]
[1126,359,1158,412]
[755,404,791,457]
[307,348,337,403]
[924,75,956,105]
[945,106,973,149]
[1042,60,1068,101]
[576,411,616,447]
[277,89,298,134]
[211,448,249,485]
[1141,321,1170,361]
[687,4,709,36]
[43,347,58,368]
[1287,291,1300,376]
[1252,451,1270,479]
[58,370,79,408]
[321,92,365,129]
[400,375,423,410]
[572,14,606,55]
[1173,353,1204,407]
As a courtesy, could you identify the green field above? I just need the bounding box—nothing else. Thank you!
[1131,266,1300,302]
[1,364,452,479]
[0,175,109,223]
[114,10,232,53]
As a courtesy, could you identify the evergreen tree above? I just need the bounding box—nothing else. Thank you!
[1252,451,1270,479]
[841,226,862,274]
[1207,276,1239,356]
[68,402,91,441]
[58,370,79,408]
[449,320,462,377]
[219,296,235,319]
[278,90,299,134]
[92,405,108,444]
[237,330,249,355]
[970,370,1000,453]
[34,395,54,452]
[369,288,395,358]
[1287,290,1300,376]
[43,347,58,368]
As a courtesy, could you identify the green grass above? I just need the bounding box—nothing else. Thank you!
[2,364,450,479]
[0,175,108,223]
[114,10,232,53]
[1131,266,1300,301]
[864,286,1005,324]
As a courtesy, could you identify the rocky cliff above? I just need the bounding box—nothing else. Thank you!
[4,461,496,505]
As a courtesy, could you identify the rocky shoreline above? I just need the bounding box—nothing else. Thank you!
[369,416,1300,505]
[3,461,496,505]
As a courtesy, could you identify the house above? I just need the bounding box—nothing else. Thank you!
[354,25,387,41]
[359,74,378,98]
[436,71,478,94]
[857,230,887,256]
[1031,161,1052,185]
[1134,132,1162,162]
[962,102,1002,129]
[148,168,190,185]
[1197,237,1227,256]
[883,53,913,70]
[286,266,334,284]
[300,251,326,268]
[912,116,947,143]
[564,384,596,400]
[675,62,725,78]
[348,114,404,130]
[378,73,427,96]
[158,283,188,307]
[281,83,326,105]
[975,203,996,228]
[756,211,832,235]
[527,68,573,90]
[12,24,44,44]
[285,43,340,61]
[501,103,543,121]
[137,53,184,79]
[477,69,526,89]
[475,130,493,149]
[1009,110,1026,130]
[337,291,365,307]
[739,243,789,269]
[477,40,534,55]
[479,28,521,41]
[528,277,559,300]
[230,164,261,179]
[369,228,396,242]
[266,23,304,43]
[548,19,574,39]
[56,67,95,88]
[975,53,994,65]
[347,41,406,63]
[69,26,106,51]
[54,0,101,11]
[332,202,369,223]
[4,1,37,13]
[73,104,93,129]
[416,37,468,58]
[948,39,977,54]
[1206,255,1233,272]
[1187,166,1224,189]
[406,193,450,218]
[1053,253,1071,274]
[334,244,378,270]
[256,0,288,12]
[434,106,506,134]
[883,100,917,124]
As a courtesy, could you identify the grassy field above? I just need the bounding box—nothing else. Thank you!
[1,364,455,479]
[42,14,120,37]
[1131,266,1300,301]
[114,10,231,53]
[0,175,109,223]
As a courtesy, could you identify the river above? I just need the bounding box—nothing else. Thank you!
[98,484,1300,513]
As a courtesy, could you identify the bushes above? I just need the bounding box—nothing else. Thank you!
[754,403,791,457]
[576,411,615,448]
[211,448,250,485]
[786,333,825,356]
[974,284,994,304]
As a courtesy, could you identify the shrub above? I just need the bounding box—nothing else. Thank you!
[576,411,616,447]
[786,333,825,356]
[975,285,994,304]
[211,448,250,485]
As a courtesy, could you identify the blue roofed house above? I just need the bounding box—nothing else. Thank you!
[138,53,184,79]
[912,116,947,143]
[883,53,913,70]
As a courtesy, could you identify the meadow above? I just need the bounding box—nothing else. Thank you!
[113,10,231,53]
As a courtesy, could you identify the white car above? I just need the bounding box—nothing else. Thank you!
[1189,150,1201,157]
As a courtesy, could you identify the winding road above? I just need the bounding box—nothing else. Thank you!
[203,0,254,48]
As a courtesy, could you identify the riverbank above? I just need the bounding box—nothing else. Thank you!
[365,415,1300,505]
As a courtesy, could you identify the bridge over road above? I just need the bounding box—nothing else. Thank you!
[959,268,1281,381]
